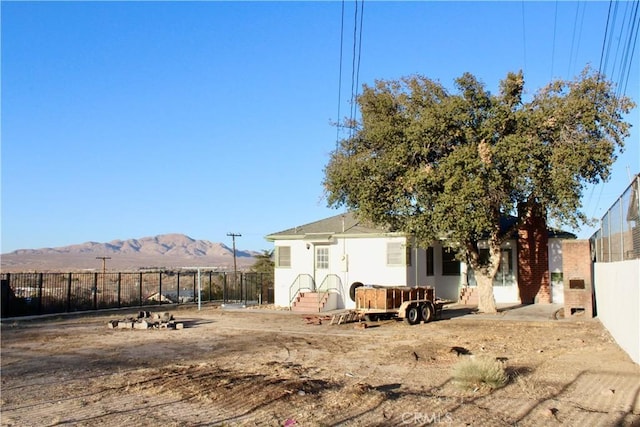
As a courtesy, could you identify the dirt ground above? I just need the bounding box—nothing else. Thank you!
[1,305,639,427]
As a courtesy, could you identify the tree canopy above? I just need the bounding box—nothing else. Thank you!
[323,67,634,312]
[250,249,274,275]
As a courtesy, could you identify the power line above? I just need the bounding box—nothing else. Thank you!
[336,0,345,150]
[550,0,558,80]
[521,1,527,76]
[567,2,583,77]
[598,0,613,77]
[354,0,365,119]
[349,0,359,138]
[619,0,639,97]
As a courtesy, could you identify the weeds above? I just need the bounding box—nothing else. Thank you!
[452,356,508,391]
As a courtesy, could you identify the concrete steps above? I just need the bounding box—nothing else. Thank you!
[291,292,329,313]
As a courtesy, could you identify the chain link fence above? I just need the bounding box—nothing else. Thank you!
[592,174,640,262]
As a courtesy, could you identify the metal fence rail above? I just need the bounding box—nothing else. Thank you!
[0,271,274,318]
[592,175,640,263]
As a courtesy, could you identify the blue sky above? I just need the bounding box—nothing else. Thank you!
[2,1,638,253]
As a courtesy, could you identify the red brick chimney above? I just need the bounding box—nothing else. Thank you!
[517,202,551,304]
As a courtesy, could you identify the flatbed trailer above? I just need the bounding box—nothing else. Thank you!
[354,285,444,325]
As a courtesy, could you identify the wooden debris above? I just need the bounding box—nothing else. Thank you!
[330,311,363,325]
[303,316,331,325]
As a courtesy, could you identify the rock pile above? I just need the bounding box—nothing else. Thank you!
[107,311,184,330]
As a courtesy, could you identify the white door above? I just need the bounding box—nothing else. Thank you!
[314,245,330,291]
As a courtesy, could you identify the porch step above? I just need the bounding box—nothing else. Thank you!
[292,292,329,313]
[459,287,478,305]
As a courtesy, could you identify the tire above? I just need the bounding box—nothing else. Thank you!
[364,313,378,322]
[404,305,421,325]
[349,282,364,302]
[421,303,434,323]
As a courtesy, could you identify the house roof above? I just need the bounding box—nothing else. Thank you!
[499,215,577,240]
[266,212,576,242]
[265,212,393,241]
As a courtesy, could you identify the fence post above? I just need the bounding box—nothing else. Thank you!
[117,272,122,308]
[139,272,143,307]
[223,273,227,303]
[242,273,246,305]
[67,273,72,312]
[192,272,197,305]
[36,273,44,315]
[158,272,162,306]
[208,271,212,302]
[177,272,181,305]
[93,273,98,310]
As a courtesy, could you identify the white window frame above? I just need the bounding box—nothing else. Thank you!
[275,246,291,268]
[387,242,408,266]
[315,246,329,270]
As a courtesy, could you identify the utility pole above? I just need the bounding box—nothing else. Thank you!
[96,256,111,274]
[96,256,111,296]
[227,233,241,300]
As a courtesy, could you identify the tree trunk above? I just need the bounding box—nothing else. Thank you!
[475,271,498,313]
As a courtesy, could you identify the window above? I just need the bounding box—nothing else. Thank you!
[426,247,434,276]
[276,246,291,268]
[442,247,460,276]
[316,246,329,270]
[476,248,514,286]
[387,242,410,265]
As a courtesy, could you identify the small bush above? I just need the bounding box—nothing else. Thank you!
[452,356,508,390]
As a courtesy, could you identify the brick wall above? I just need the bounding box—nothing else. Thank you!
[562,239,594,318]
[517,204,551,304]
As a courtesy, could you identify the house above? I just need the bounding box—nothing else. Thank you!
[265,212,575,311]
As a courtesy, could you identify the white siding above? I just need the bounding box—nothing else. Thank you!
[274,235,423,309]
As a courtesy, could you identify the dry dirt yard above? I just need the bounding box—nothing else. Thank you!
[1,305,639,427]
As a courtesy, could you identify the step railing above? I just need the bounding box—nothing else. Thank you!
[288,274,315,309]
[315,274,342,311]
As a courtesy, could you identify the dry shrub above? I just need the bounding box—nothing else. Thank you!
[452,356,507,390]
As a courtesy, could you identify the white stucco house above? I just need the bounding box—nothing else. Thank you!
[265,212,575,311]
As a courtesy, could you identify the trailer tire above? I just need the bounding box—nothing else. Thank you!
[421,303,434,323]
[404,305,421,325]
[349,282,363,302]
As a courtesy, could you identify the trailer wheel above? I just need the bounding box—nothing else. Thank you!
[364,314,378,322]
[421,303,434,323]
[404,305,421,325]
[349,282,363,302]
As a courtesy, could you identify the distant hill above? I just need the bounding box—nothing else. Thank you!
[1,234,260,272]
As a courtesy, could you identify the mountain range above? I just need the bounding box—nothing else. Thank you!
[1,234,260,272]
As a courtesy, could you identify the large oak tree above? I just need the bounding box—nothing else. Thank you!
[323,68,634,313]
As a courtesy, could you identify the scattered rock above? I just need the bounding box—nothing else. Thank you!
[108,311,182,330]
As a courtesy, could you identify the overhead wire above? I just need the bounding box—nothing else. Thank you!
[597,0,613,77]
[354,0,365,123]
[550,1,558,80]
[619,0,639,97]
[567,2,584,77]
[521,1,528,77]
[349,0,359,139]
[610,0,631,91]
[335,0,345,150]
